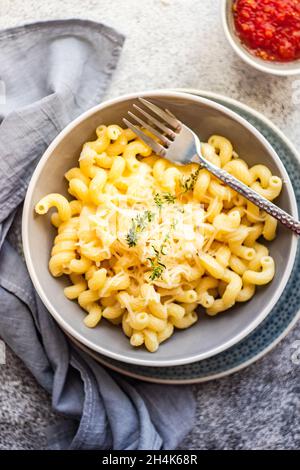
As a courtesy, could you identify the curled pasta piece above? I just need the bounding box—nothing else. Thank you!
[84,304,102,328]
[80,242,108,263]
[167,303,186,321]
[173,289,198,303]
[122,313,133,338]
[107,124,123,141]
[213,210,241,233]
[123,128,137,141]
[245,201,263,224]
[161,167,181,193]
[248,242,269,271]
[69,200,83,217]
[249,164,272,188]
[35,194,71,222]
[128,311,149,330]
[153,158,168,182]
[100,273,130,296]
[95,125,107,137]
[69,256,92,274]
[64,274,87,300]
[232,194,246,207]
[95,152,114,168]
[88,131,110,154]
[244,223,264,246]
[130,331,144,347]
[223,225,249,244]
[48,218,78,276]
[148,314,167,333]
[49,252,75,277]
[102,303,124,319]
[208,135,233,166]
[243,256,275,285]
[140,283,160,302]
[65,167,90,186]
[223,159,252,186]
[51,199,82,228]
[171,311,198,329]
[221,269,243,305]
[144,329,159,353]
[229,255,248,276]
[198,253,225,279]
[251,176,282,201]
[201,143,221,167]
[215,246,231,268]
[88,268,107,291]
[206,198,223,223]
[263,215,277,241]
[181,302,198,314]
[106,131,128,157]
[208,180,232,201]
[193,169,211,202]
[198,291,214,309]
[207,269,242,315]
[79,144,100,178]
[196,276,218,308]
[123,139,152,172]
[148,301,167,320]
[78,289,100,311]
[108,156,126,181]
[228,241,255,261]
[236,282,256,302]
[89,169,107,205]
[68,178,90,202]
[99,296,115,309]
[158,323,174,344]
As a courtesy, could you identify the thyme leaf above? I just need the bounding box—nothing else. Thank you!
[148,235,170,280]
[181,167,200,192]
[125,225,138,247]
[126,210,155,247]
[147,258,166,281]
[154,192,176,208]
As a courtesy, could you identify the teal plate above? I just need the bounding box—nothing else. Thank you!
[69,90,300,383]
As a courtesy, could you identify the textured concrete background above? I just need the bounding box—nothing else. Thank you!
[1,0,300,450]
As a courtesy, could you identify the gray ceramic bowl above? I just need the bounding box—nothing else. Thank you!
[22,90,298,367]
[222,0,300,76]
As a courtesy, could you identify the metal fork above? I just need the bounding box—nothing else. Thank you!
[123,97,300,236]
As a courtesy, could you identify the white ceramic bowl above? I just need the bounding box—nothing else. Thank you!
[221,0,300,76]
[22,90,298,367]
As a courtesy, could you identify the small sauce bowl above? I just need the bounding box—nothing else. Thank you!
[221,0,300,76]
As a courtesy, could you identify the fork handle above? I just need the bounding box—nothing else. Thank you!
[195,155,300,236]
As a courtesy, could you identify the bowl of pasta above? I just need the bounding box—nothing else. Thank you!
[22,90,298,366]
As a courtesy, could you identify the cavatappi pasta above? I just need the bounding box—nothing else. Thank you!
[35,125,282,352]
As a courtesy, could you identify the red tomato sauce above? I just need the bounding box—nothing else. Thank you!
[233,0,300,62]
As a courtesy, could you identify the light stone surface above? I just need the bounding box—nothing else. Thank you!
[1,0,300,450]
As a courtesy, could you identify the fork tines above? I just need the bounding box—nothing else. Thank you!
[123,97,181,157]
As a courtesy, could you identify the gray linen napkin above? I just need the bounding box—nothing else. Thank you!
[0,19,195,450]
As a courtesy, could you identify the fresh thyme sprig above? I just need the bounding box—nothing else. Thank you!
[126,210,155,247]
[135,210,154,228]
[162,193,176,204]
[126,224,138,248]
[160,234,170,256]
[154,192,176,208]
[148,260,166,281]
[147,235,170,280]
[180,167,200,192]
